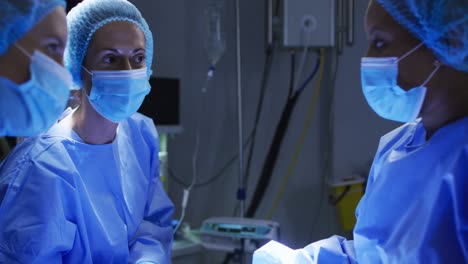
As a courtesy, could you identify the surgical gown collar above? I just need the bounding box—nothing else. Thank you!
[47,108,121,146]
[406,116,468,150]
[405,118,426,149]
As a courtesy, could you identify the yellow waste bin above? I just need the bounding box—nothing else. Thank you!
[329,176,366,231]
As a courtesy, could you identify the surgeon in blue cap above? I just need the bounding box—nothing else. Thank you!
[253,0,468,263]
[0,0,174,263]
[0,0,73,136]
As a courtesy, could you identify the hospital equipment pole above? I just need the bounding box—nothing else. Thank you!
[235,2,248,263]
[235,0,245,220]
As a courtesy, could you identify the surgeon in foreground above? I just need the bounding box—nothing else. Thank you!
[0,0,174,263]
[254,0,468,263]
[0,0,73,136]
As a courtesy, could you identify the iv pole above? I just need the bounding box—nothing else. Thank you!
[199,3,280,262]
[235,1,247,263]
[235,0,245,219]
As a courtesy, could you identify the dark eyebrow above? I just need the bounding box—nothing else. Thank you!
[368,26,382,36]
[99,48,119,53]
[367,26,392,40]
[97,48,146,55]
[42,36,66,46]
[132,48,146,54]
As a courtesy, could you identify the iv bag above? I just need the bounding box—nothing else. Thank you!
[205,0,226,66]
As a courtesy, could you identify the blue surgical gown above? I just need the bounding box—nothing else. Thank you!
[0,112,174,264]
[253,117,468,263]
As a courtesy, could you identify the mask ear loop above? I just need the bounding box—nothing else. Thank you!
[397,42,425,62]
[421,60,442,87]
[82,65,93,76]
[14,44,32,59]
[81,66,94,98]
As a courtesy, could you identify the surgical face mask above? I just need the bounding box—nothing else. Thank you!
[83,67,151,123]
[361,43,441,123]
[0,44,72,136]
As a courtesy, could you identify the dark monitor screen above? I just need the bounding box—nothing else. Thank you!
[138,77,182,133]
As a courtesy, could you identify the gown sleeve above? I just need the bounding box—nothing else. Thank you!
[128,119,175,264]
[0,144,77,263]
[253,236,357,264]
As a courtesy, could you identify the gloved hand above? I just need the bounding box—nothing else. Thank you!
[252,240,314,264]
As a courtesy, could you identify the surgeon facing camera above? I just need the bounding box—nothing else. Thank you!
[0,0,174,263]
[254,0,468,263]
[0,0,73,137]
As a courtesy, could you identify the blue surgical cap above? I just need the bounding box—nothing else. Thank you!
[65,0,154,86]
[0,0,66,56]
[377,0,468,72]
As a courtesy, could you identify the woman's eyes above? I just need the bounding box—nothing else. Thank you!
[46,42,63,55]
[102,55,116,64]
[134,54,145,64]
[99,53,146,66]
[373,39,386,49]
